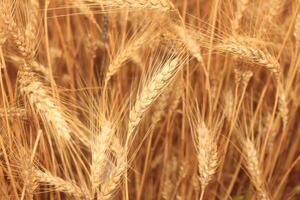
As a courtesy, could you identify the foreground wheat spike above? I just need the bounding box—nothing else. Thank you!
[98,138,126,200]
[18,64,71,141]
[195,121,218,199]
[34,169,88,198]
[217,37,280,77]
[242,138,270,200]
[128,53,184,137]
[91,120,114,194]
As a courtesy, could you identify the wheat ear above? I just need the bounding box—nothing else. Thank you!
[174,25,204,64]
[105,28,156,85]
[242,138,270,200]
[195,121,218,199]
[0,1,39,61]
[18,64,71,141]
[128,55,183,137]
[98,138,126,200]
[217,37,280,77]
[34,169,88,198]
[91,120,114,194]
[86,0,174,11]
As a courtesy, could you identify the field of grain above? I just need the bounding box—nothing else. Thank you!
[0,0,299,199]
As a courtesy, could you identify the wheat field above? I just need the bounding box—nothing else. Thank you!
[0,0,299,199]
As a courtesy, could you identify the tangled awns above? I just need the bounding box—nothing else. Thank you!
[0,0,300,199]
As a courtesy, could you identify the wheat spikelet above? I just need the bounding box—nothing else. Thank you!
[242,138,270,200]
[218,37,280,77]
[91,120,113,194]
[232,0,249,32]
[18,64,71,141]
[34,169,88,198]
[128,55,183,136]
[195,121,218,197]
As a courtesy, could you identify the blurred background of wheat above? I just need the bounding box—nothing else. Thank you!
[0,0,299,199]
